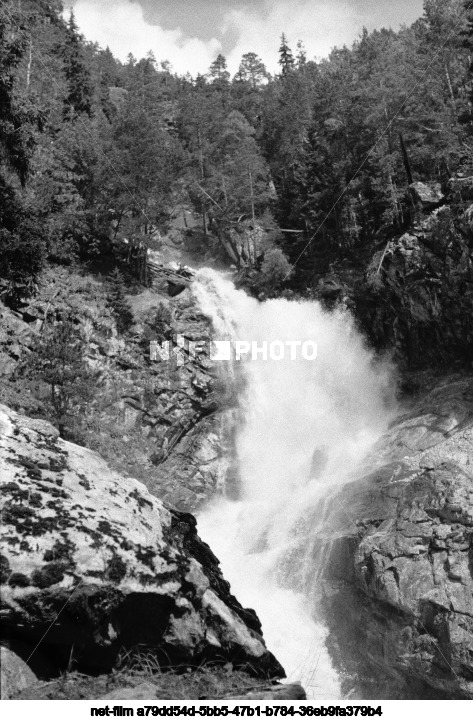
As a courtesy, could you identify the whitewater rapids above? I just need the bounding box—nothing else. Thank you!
[192,268,395,699]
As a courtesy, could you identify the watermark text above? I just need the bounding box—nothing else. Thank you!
[149,336,317,365]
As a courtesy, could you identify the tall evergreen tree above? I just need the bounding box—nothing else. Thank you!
[278,33,295,76]
[0,1,36,185]
[61,12,93,117]
[0,1,46,302]
[209,54,230,83]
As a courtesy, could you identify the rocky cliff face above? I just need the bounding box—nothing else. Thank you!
[0,265,230,513]
[320,377,473,699]
[0,404,282,680]
[359,202,473,368]
[318,177,473,371]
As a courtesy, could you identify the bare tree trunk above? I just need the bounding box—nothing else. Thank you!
[249,168,256,224]
[399,133,414,186]
[221,174,228,209]
[385,108,393,155]
[389,173,402,230]
[198,129,207,235]
[26,39,32,93]
[445,63,455,103]
[113,210,124,238]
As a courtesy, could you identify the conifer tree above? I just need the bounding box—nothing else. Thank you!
[26,317,96,438]
[61,12,93,117]
[0,1,35,185]
[209,54,230,83]
[107,269,134,334]
[0,1,46,302]
[278,33,295,76]
[236,52,269,88]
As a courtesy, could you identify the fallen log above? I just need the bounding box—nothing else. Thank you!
[147,261,195,288]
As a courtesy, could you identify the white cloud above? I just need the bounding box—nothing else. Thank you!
[68,0,222,75]
[224,0,422,75]
[65,0,424,78]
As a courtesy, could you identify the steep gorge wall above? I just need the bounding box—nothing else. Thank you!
[319,378,473,699]
[0,265,231,513]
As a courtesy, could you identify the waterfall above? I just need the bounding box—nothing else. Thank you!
[192,268,395,699]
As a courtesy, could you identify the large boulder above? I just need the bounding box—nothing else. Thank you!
[320,378,473,699]
[409,181,444,210]
[0,404,283,679]
[0,647,38,699]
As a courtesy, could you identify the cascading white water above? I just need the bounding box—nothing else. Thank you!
[192,268,396,699]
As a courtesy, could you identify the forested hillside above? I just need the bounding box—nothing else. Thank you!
[1,0,473,368]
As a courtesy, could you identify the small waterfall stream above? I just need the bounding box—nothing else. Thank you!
[192,268,395,699]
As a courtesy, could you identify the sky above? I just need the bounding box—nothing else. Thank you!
[64,0,425,77]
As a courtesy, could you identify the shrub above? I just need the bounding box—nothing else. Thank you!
[24,316,97,437]
[0,219,46,307]
[140,303,174,356]
[236,247,292,298]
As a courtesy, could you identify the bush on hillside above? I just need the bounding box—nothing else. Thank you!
[0,219,46,307]
[24,316,97,438]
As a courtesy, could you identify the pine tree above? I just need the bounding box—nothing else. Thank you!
[107,269,134,334]
[278,33,295,76]
[202,110,271,259]
[209,54,230,83]
[25,317,96,437]
[61,12,93,117]
[0,1,36,184]
[0,1,46,303]
[236,52,269,88]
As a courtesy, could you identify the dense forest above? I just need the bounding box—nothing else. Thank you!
[1,0,473,369]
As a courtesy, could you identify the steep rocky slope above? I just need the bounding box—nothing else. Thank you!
[317,179,473,372]
[320,377,473,699]
[0,404,281,681]
[0,265,230,512]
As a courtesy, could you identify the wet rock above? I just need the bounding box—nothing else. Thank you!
[318,277,343,300]
[321,377,473,699]
[0,404,283,679]
[151,413,235,512]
